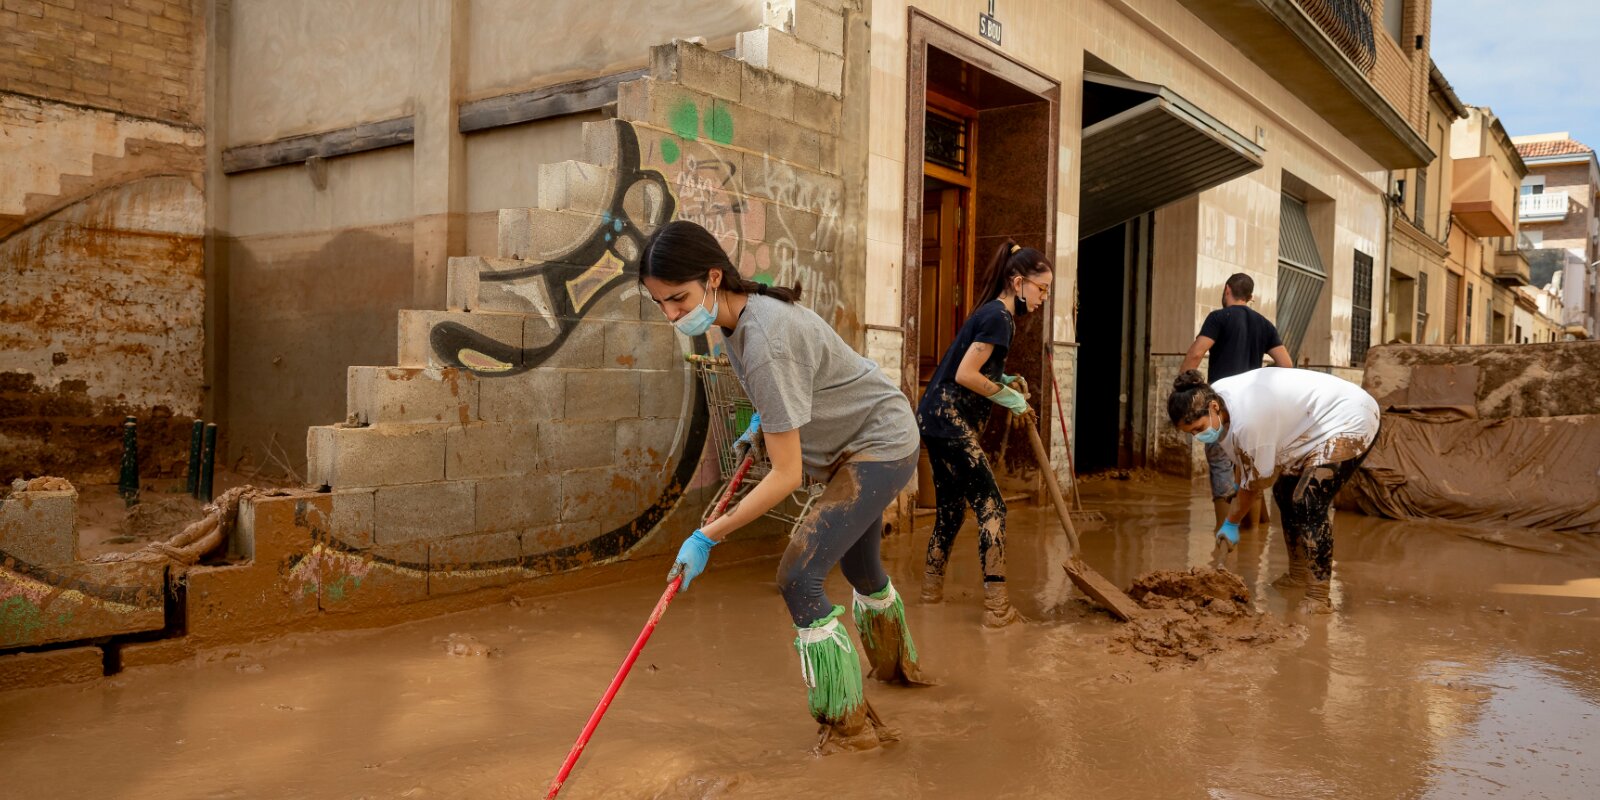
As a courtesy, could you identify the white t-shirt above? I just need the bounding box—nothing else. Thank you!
[1212,368,1380,490]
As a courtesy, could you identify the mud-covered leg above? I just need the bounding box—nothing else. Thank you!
[1271,476,1311,589]
[852,578,934,686]
[921,436,967,603]
[795,606,897,753]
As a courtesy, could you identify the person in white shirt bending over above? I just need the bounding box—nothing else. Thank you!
[1166,368,1379,613]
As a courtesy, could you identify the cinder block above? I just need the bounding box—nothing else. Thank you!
[791,82,842,134]
[329,488,375,549]
[742,154,844,214]
[307,424,448,489]
[0,647,103,691]
[0,486,78,566]
[317,539,430,614]
[428,530,523,595]
[538,161,615,214]
[525,316,606,369]
[0,559,165,647]
[768,0,845,56]
[768,118,823,170]
[497,207,606,262]
[447,256,537,312]
[398,309,525,372]
[640,367,693,418]
[650,40,741,102]
[740,63,796,121]
[373,481,476,544]
[766,205,823,252]
[737,27,820,89]
[476,473,560,532]
[478,367,564,423]
[582,119,624,168]
[605,319,681,368]
[446,422,540,479]
[348,366,478,426]
[563,370,641,420]
[540,419,617,471]
[560,466,642,526]
[708,97,774,152]
[818,51,843,96]
[616,417,683,470]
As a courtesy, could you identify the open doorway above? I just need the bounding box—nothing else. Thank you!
[1072,217,1152,472]
[903,13,1060,482]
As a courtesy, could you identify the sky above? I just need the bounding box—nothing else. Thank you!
[1430,0,1600,146]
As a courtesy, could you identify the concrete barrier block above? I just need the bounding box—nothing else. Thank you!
[652,40,743,102]
[446,422,541,479]
[0,646,102,691]
[737,27,820,89]
[398,309,526,371]
[0,486,78,567]
[347,366,478,426]
[428,530,524,596]
[540,419,617,472]
[307,424,448,489]
[374,481,476,544]
[478,367,564,423]
[538,161,614,215]
[476,473,560,532]
[563,370,641,421]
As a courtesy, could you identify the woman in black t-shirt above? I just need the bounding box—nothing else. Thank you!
[915,240,1052,627]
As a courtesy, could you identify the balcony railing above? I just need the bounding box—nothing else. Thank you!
[1293,0,1377,72]
[1520,190,1569,222]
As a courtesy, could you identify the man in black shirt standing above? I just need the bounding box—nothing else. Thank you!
[1180,273,1293,527]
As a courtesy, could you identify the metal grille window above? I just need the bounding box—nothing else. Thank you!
[1416,271,1429,341]
[1465,283,1474,344]
[924,109,968,174]
[1414,167,1427,233]
[1444,272,1460,343]
[1276,193,1328,362]
[1351,251,1373,364]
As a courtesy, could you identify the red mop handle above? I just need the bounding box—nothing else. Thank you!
[545,455,755,799]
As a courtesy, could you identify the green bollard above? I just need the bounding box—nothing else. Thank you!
[119,416,139,507]
[199,423,218,502]
[187,419,204,497]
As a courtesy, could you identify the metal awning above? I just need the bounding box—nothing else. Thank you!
[1079,72,1265,237]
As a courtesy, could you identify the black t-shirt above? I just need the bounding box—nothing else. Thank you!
[1199,305,1283,383]
[917,299,1013,438]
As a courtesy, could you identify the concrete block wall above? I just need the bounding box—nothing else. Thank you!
[298,5,859,608]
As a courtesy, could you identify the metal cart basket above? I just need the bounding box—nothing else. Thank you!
[686,353,822,534]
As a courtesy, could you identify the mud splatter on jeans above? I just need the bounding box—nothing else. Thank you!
[778,452,918,627]
[923,432,1008,584]
[1272,446,1371,582]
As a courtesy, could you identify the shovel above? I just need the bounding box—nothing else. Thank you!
[545,455,755,798]
[1011,380,1143,622]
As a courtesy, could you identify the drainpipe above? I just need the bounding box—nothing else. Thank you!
[1381,170,1396,345]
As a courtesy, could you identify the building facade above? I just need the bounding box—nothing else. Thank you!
[1446,105,1529,345]
[1512,133,1599,339]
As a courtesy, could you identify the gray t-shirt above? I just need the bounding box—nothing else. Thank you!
[723,295,919,478]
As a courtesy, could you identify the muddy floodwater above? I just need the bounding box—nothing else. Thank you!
[2,477,1597,799]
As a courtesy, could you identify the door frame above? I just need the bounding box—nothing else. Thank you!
[900,9,1061,432]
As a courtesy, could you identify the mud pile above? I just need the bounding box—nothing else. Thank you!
[1111,567,1303,666]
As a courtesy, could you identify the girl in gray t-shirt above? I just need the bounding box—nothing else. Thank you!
[638,220,923,753]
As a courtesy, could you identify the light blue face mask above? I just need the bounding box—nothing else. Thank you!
[1193,409,1224,445]
[672,283,719,337]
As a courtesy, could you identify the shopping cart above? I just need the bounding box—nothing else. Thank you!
[686,353,822,534]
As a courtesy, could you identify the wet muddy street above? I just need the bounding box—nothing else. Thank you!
[3,477,1597,799]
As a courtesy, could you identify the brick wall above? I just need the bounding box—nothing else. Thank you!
[1526,162,1596,251]
[0,0,203,124]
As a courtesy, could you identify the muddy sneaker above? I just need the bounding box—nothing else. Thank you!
[1297,578,1334,615]
[813,698,899,754]
[920,570,944,604]
[853,580,935,686]
[1271,546,1312,589]
[981,582,1022,628]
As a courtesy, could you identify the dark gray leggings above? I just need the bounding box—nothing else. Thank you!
[777,452,918,627]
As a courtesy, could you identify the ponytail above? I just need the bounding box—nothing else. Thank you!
[974,239,1051,308]
[639,220,803,303]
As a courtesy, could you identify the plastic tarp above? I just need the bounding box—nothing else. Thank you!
[1344,413,1600,533]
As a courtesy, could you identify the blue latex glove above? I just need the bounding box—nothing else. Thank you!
[987,385,1028,416]
[671,530,718,590]
[1216,519,1240,546]
[731,411,761,464]
[999,373,1021,387]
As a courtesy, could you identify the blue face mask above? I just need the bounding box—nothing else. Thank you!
[1193,409,1224,445]
[672,283,719,337]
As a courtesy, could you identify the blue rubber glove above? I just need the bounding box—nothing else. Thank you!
[987,385,1028,415]
[731,411,761,464]
[671,530,718,590]
[999,373,1021,387]
[1216,519,1240,546]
